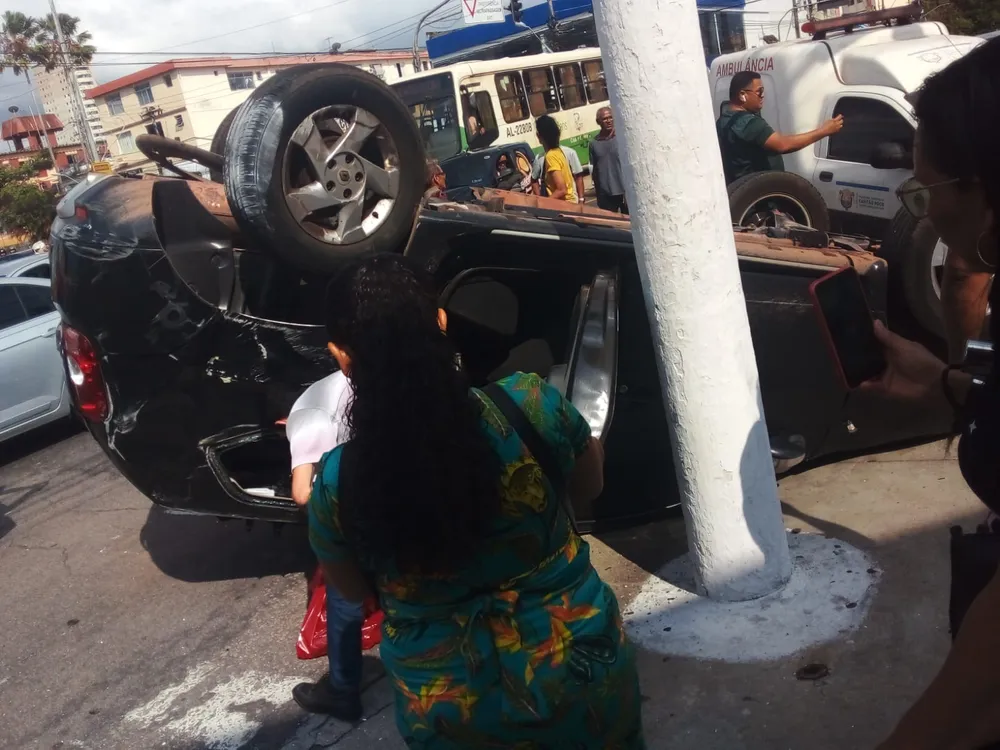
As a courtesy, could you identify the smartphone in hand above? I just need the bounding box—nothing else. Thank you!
[809,266,887,390]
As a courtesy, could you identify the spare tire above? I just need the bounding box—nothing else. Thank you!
[223,64,425,274]
[209,105,241,182]
[728,171,830,232]
[881,207,948,338]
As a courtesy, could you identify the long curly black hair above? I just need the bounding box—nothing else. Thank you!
[325,254,502,574]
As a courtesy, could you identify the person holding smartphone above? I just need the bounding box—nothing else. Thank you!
[865,37,1000,750]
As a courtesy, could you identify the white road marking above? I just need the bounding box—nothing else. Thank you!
[163,671,304,750]
[124,663,306,750]
[626,532,879,662]
[125,663,216,725]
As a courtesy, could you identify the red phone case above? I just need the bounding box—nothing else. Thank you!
[808,266,876,391]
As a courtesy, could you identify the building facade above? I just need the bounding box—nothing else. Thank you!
[86,51,431,174]
[34,65,103,149]
[0,114,85,189]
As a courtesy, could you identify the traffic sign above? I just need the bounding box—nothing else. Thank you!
[462,0,506,25]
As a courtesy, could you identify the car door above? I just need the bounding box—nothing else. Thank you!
[811,90,914,236]
[0,282,63,432]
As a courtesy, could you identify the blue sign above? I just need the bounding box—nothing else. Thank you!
[426,0,746,60]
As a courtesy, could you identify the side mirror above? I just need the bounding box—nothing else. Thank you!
[870,142,911,170]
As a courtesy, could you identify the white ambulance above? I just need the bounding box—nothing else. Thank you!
[710,6,983,336]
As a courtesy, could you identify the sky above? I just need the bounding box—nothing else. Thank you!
[0,0,515,143]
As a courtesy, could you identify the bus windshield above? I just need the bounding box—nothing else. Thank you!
[392,73,462,162]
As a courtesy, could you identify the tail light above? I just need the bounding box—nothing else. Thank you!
[59,323,108,422]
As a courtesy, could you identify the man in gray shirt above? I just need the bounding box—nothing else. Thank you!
[589,107,628,215]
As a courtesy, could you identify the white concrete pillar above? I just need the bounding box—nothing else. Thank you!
[592,0,792,600]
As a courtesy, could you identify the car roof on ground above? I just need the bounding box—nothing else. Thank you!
[0,253,48,277]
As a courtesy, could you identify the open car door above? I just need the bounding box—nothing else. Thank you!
[549,272,619,529]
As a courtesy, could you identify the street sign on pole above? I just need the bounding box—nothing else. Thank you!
[462,0,506,25]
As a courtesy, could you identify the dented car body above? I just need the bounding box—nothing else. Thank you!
[50,176,951,531]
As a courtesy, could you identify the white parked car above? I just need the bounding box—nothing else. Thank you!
[0,252,50,280]
[0,276,70,442]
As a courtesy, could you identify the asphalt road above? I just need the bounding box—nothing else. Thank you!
[0,422,395,750]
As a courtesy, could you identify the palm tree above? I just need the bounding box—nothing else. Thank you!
[36,12,95,70]
[0,12,42,81]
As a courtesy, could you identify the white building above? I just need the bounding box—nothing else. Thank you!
[34,65,103,148]
[86,51,431,173]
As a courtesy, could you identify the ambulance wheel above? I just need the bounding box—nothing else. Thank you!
[883,208,947,339]
[728,172,830,232]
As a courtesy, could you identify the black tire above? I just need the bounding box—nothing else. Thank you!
[727,171,831,232]
[882,207,946,339]
[223,64,425,274]
[209,105,241,182]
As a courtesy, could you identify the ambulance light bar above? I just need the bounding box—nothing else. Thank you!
[802,2,923,40]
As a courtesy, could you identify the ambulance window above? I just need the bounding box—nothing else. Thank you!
[828,97,913,165]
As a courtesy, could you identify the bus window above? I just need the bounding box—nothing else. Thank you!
[462,90,499,150]
[554,63,586,110]
[524,67,560,117]
[495,73,529,124]
[393,73,462,162]
[582,60,608,104]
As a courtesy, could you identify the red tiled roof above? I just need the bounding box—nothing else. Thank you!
[1,114,64,141]
[85,49,428,99]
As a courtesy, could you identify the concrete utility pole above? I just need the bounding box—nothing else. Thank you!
[48,0,98,163]
[592,0,792,601]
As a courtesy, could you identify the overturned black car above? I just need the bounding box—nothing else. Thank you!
[50,64,950,533]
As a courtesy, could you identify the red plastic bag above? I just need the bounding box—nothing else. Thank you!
[297,570,383,660]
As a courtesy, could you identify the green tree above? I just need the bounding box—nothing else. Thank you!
[35,12,95,69]
[0,157,57,241]
[0,11,42,81]
[924,0,1000,36]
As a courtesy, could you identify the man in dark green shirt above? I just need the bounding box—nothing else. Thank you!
[716,70,844,184]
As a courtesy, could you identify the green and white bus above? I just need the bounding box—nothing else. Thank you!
[391,49,610,167]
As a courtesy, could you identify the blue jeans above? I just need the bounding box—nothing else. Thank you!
[326,586,364,692]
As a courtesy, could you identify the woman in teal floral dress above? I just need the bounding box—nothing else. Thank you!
[301,255,644,749]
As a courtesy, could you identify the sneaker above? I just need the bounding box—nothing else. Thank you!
[292,676,362,721]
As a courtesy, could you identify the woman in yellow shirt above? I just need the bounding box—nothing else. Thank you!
[536,115,578,203]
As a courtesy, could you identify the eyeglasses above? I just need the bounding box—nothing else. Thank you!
[896,176,961,219]
[742,87,764,97]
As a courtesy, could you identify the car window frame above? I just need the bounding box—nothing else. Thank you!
[13,282,55,320]
[18,262,50,279]
[0,285,27,331]
[825,95,914,165]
